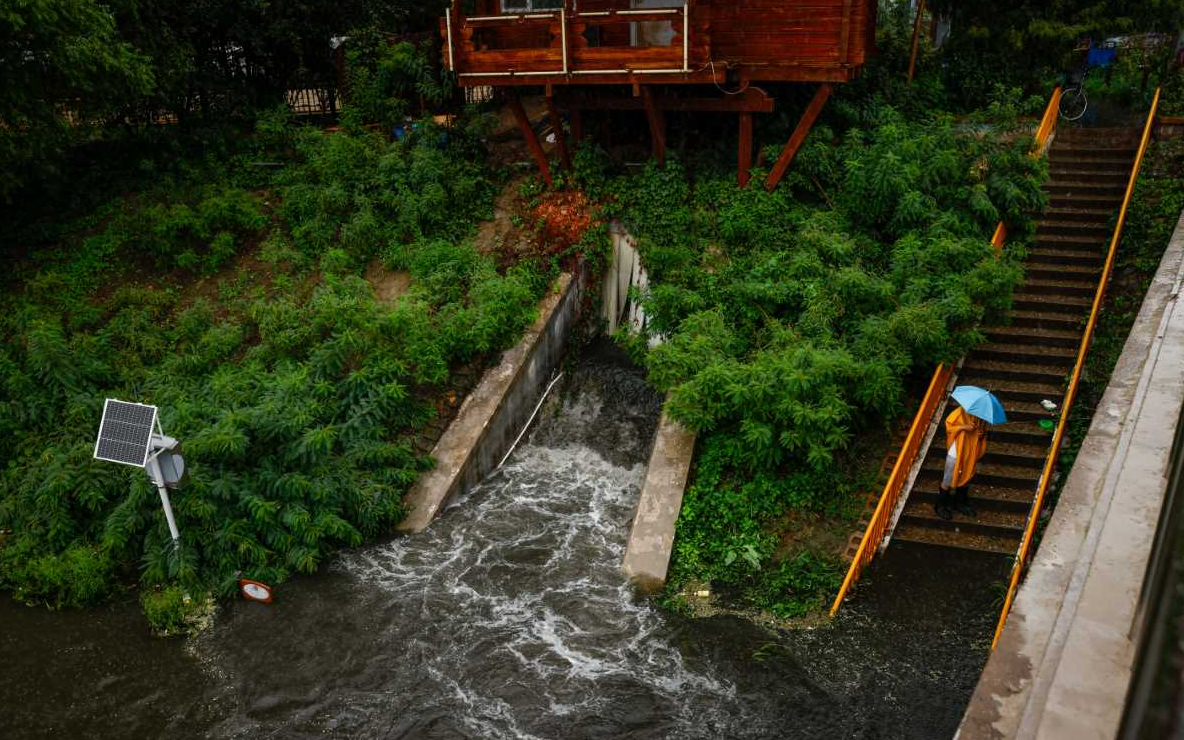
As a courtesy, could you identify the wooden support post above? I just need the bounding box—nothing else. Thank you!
[570,108,584,144]
[641,86,666,168]
[907,0,926,85]
[545,96,571,173]
[508,93,552,187]
[839,0,853,63]
[738,112,753,188]
[764,83,831,192]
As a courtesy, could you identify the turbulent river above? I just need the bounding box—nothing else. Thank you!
[1,345,1007,740]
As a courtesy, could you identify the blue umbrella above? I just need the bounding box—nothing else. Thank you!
[951,386,1007,425]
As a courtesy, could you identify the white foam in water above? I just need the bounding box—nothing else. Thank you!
[342,439,742,739]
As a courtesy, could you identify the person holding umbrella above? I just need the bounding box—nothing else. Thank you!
[935,386,1007,521]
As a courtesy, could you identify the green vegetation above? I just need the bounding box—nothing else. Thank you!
[924,0,1183,107]
[572,79,1047,615]
[341,34,454,132]
[3,0,448,205]
[0,105,551,627]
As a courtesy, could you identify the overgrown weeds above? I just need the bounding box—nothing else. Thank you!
[572,94,1047,617]
[0,112,551,630]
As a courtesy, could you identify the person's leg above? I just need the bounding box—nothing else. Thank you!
[936,443,956,520]
[935,487,954,520]
[954,484,976,518]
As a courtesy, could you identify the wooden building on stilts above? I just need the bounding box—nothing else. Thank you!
[441,0,878,188]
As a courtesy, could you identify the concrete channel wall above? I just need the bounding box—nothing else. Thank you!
[396,272,584,533]
[622,402,697,592]
[958,211,1184,740]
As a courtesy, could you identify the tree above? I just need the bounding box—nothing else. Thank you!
[925,0,1184,104]
[0,0,153,201]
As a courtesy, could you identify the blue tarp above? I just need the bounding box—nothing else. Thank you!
[1088,46,1117,67]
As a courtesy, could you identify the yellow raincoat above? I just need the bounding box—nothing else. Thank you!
[944,406,987,488]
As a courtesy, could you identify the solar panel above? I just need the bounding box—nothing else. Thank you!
[93,399,158,467]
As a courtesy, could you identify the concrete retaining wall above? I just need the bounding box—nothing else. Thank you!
[396,272,584,533]
[958,211,1184,740]
[622,400,697,593]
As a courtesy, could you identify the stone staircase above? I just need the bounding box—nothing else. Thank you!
[891,126,1140,554]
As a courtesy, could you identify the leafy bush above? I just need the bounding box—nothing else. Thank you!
[0,122,549,620]
[0,541,116,608]
[584,102,1044,613]
[341,33,454,132]
[751,553,844,619]
[279,124,495,268]
[141,585,210,636]
[76,187,268,276]
[605,111,1039,473]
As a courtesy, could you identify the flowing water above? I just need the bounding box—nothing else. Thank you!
[0,346,1006,740]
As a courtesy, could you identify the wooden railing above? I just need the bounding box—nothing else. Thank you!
[830,363,954,615]
[991,87,1163,649]
[830,87,1064,617]
[443,2,702,80]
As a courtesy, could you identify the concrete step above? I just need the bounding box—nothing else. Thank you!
[1049,192,1126,210]
[1027,246,1105,267]
[1034,232,1111,249]
[1049,143,1137,158]
[1047,168,1130,183]
[984,324,1083,349]
[1055,126,1139,143]
[972,341,1078,367]
[1011,292,1092,315]
[1004,309,1085,332]
[918,434,1048,467]
[1006,311,1084,332]
[1023,262,1102,282]
[920,459,1042,489]
[1022,259,1102,275]
[1046,180,1129,198]
[955,377,1065,408]
[892,522,1019,555]
[1037,220,1113,238]
[1041,207,1119,223]
[1019,277,1098,299]
[1049,154,1135,169]
[895,508,1025,551]
[903,493,1029,526]
[910,481,1034,514]
[991,422,1057,447]
[1003,399,1066,423]
[961,357,1070,385]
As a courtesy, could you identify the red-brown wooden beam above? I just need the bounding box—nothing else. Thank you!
[545,95,571,173]
[508,93,552,187]
[570,108,584,144]
[641,86,666,168]
[452,65,856,90]
[738,112,754,188]
[908,0,927,84]
[764,83,832,192]
[553,87,775,114]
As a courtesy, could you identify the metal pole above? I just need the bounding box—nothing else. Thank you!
[148,455,181,544]
[446,3,456,72]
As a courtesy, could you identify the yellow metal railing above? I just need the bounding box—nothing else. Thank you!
[991,87,1162,649]
[992,87,1063,253]
[830,87,1063,617]
[830,363,953,615]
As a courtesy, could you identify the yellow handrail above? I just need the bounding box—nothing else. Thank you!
[991,87,1163,650]
[830,363,953,616]
[830,87,1064,617]
[993,87,1062,253]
